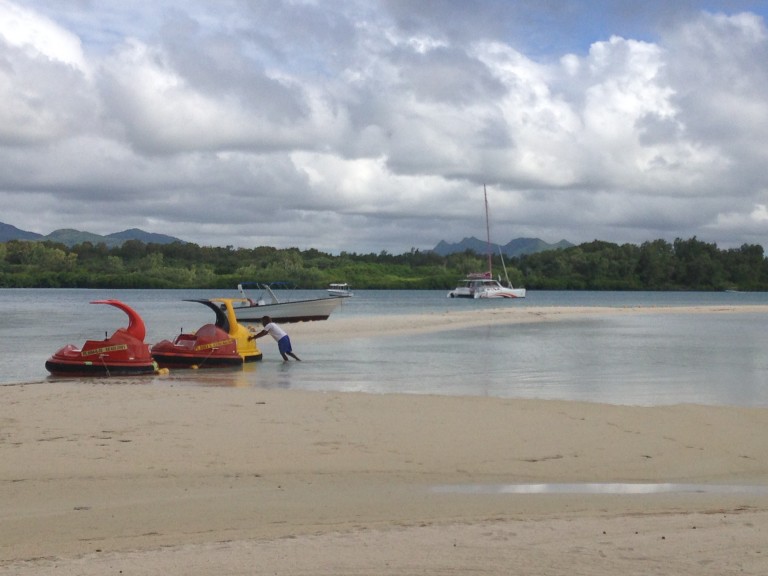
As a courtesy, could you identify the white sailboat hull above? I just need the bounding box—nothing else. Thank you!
[448,278,526,299]
[474,286,526,299]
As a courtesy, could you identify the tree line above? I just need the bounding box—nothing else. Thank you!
[0,236,766,291]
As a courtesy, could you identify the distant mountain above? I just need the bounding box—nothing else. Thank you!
[46,228,123,248]
[0,222,185,247]
[0,222,43,242]
[501,237,574,256]
[433,236,573,257]
[106,228,184,245]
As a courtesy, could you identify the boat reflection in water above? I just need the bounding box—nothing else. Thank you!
[152,361,297,389]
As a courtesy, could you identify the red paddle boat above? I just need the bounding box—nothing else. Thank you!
[151,298,263,368]
[45,300,157,376]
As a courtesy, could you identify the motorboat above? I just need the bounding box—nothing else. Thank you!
[327,283,353,297]
[447,272,526,299]
[151,298,262,368]
[232,282,344,324]
[45,299,157,376]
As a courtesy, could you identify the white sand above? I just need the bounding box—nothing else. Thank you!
[2,305,768,575]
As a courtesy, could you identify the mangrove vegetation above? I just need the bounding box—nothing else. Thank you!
[0,236,766,291]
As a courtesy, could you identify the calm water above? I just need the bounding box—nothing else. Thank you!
[2,288,768,407]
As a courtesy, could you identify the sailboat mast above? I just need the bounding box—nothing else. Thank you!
[484,184,492,276]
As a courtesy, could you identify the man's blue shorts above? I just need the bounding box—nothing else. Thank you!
[278,335,292,355]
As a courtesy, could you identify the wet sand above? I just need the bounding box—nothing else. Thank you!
[2,305,768,575]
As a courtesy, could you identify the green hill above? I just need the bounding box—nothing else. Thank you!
[0,221,185,247]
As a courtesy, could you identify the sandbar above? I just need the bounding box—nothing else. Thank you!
[290,304,768,341]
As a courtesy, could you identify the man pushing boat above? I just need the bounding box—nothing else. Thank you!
[249,316,301,361]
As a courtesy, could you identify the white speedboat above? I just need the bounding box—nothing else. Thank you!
[327,283,353,297]
[448,273,526,299]
[233,282,344,323]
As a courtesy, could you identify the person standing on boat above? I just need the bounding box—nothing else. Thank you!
[249,316,301,361]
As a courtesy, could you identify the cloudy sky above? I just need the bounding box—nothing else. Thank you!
[1,0,768,253]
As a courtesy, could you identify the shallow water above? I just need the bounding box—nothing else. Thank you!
[2,288,768,407]
[431,483,768,494]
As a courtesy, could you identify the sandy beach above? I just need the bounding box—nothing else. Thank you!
[2,306,768,575]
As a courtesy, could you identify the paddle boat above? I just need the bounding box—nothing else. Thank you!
[151,298,262,368]
[45,300,157,376]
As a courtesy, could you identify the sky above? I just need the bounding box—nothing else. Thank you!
[1,1,768,254]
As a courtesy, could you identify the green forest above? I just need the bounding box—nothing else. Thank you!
[1,236,766,291]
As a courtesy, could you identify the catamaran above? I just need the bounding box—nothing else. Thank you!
[447,186,526,299]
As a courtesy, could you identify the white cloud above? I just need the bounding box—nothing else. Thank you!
[0,1,767,252]
[662,13,768,161]
[0,0,89,72]
[0,1,96,145]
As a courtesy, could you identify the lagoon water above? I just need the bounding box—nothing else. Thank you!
[2,288,768,407]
